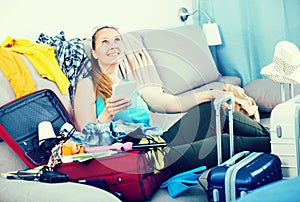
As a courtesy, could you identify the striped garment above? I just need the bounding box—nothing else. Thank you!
[36,31,92,103]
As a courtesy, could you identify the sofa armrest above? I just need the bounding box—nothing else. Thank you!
[0,179,121,202]
[218,76,241,87]
[0,142,27,173]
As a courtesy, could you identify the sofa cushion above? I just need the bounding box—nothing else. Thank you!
[0,70,15,107]
[244,78,300,112]
[218,76,241,87]
[137,25,221,95]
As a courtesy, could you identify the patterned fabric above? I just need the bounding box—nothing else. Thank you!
[47,142,63,169]
[266,55,300,84]
[139,135,168,174]
[70,119,163,147]
[36,31,92,103]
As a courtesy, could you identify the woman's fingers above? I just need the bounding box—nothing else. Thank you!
[209,89,235,110]
[106,97,131,115]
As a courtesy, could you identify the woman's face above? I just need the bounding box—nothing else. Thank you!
[92,28,124,70]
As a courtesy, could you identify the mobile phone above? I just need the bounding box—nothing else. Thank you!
[24,147,51,166]
[112,81,137,108]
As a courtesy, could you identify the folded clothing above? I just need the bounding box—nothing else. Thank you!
[160,166,206,198]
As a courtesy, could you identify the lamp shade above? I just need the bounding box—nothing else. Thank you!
[203,23,222,46]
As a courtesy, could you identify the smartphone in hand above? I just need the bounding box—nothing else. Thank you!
[112,81,137,108]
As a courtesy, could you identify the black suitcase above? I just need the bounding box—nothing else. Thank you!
[207,95,283,202]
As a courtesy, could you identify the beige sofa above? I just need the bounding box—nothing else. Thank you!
[0,25,241,201]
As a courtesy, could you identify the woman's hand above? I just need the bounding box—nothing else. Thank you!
[97,97,131,122]
[106,97,131,115]
[207,89,235,110]
[207,89,230,99]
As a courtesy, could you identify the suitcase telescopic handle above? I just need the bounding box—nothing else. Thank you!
[214,94,234,165]
[213,94,234,111]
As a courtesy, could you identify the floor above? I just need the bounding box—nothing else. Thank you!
[147,116,272,202]
[147,169,210,201]
[149,185,207,201]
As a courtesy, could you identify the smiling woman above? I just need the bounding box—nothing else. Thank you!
[74,26,134,128]
[73,26,271,178]
[91,26,124,69]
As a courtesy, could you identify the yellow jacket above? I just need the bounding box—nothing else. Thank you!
[0,47,36,98]
[1,36,70,95]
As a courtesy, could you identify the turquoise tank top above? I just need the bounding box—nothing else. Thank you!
[96,87,151,126]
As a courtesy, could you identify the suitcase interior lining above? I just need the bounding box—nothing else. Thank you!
[0,90,73,152]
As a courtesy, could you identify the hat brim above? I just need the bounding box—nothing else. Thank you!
[261,63,300,84]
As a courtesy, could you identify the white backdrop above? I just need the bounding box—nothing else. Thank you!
[0,0,193,42]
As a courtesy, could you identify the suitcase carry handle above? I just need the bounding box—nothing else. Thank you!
[214,94,234,165]
[221,151,250,166]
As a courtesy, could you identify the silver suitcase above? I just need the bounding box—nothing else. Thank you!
[270,93,300,178]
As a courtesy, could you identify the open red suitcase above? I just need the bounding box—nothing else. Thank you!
[0,89,167,201]
[0,89,74,168]
[55,149,167,201]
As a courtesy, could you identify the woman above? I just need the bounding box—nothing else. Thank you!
[74,26,270,176]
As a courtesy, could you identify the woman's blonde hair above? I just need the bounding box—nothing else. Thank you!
[89,26,120,101]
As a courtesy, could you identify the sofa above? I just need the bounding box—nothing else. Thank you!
[0,25,241,201]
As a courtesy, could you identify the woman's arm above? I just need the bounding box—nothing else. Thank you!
[73,78,97,131]
[73,78,131,131]
[139,86,229,113]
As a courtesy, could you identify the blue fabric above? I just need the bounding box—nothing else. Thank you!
[96,90,151,126]
[71,119,163,147]
[196,0,300,85]
[160,166,206,198]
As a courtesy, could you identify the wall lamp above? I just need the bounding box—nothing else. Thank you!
[178,7,199,22]
[178,7,222,46]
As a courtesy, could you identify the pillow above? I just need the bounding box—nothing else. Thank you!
[136,25,220,95]
[243,78,300,113]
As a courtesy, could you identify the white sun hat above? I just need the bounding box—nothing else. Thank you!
[260,41,300,84]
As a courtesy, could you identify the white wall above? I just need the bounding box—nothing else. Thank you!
[0,0,194,42]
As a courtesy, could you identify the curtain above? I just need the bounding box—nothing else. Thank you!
[197,0,300,86]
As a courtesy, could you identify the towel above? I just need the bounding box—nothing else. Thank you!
[223,84,260,122]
